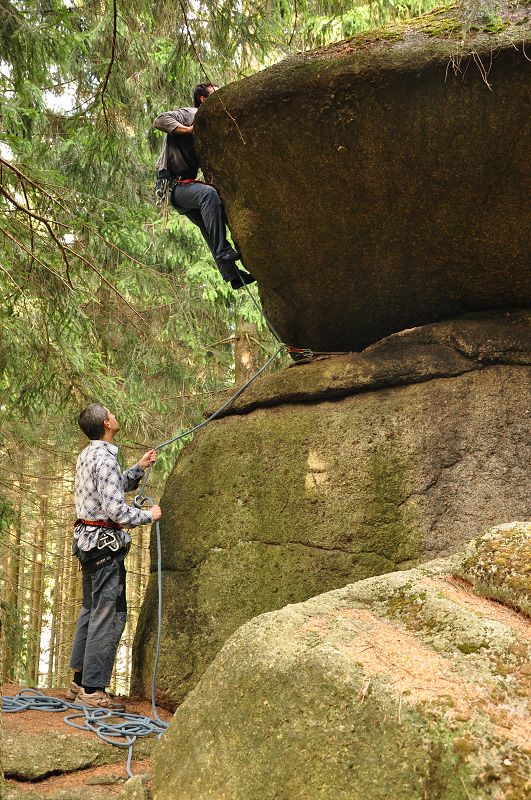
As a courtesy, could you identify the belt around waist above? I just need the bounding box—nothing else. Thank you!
[74,518,123,530]
[171,177,203,186]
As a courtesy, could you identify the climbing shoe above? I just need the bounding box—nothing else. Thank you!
[77,688,126,711]
[231,270,256,289]
[65,680,81,701]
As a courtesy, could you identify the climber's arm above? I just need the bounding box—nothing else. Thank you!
[153,111,193,135]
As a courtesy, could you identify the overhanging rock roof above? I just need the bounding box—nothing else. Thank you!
[195,2,531,352]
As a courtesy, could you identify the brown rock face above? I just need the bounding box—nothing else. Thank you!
[132,313,530,709]
[194,5,531,351]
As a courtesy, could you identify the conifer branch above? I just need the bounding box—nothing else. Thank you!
[177,0,246,144]
[0,157,70,215]
[0,224,73,290]
[99,0,118,126]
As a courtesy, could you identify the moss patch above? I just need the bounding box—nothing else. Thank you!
[457,522,531,616]
[408,9,463,38]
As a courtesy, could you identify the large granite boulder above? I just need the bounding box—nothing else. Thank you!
[152,523,531,800]
[194,2,531,352]
[132,312,530,707]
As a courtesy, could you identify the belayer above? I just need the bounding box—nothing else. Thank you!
[67,403,162,710]
[154,82,255,290]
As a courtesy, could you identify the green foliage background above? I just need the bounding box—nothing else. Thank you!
[0,0,440,480]
[1,0,449,688]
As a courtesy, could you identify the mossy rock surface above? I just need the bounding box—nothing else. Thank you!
[459,521,531,615]
[3,730,153,780]
[132,318,530,708]
[213,310,531,415]
[152,526,531,800]
[4,788,118,800]
[194,2,531,352]
[4,777,148,800]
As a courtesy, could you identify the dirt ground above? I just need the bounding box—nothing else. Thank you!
[2,684,174,796]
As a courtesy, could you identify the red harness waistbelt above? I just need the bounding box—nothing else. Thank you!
[75,518,123,530]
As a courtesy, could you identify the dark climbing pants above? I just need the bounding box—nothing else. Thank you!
[170,182,239,280]
[69,555,127,689]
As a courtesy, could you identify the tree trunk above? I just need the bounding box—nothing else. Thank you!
[47,561,60,687]
[56,523,74,685]
[15,528,26,685]
[27,495,48,685]
[63,553,79,684]
[234,321,260,387]
[3,474,23,681]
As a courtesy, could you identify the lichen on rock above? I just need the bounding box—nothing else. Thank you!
[151,524,531,800]
[458,521,531,616]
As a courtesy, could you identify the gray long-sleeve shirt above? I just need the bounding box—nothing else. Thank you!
[154,108,199,178]
[74,440,152,551]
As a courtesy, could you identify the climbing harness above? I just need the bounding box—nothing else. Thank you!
[287,345,314,361]
[75,518,123,529]
[155,171,206,215]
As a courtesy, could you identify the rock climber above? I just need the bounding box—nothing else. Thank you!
[154,82,255,290]
[67,403,162,710]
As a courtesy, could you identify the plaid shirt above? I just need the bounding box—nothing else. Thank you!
[74,440,152,552]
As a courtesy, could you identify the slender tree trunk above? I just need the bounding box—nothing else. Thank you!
[3,474,23,681]
[62,554,79,684]
[140,526,150,596]
[15,528,26,685]
[47,566,60,687]
[234,321,260,387]
[56,523,73,684]
[27,495,48,685]
[132,537,142,622]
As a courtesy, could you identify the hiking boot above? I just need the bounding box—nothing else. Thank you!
[65,680,82,701]
[77,688,126,711]
[222,248,242,264]
[231,270,256,289]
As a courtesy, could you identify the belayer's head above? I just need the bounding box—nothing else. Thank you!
[78,403,120,441]
[193,82,217,108]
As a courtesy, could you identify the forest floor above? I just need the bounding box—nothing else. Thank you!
[2,684,173,797]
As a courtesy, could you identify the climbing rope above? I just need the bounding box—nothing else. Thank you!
[2,688,167,777]
[134,341,284,502]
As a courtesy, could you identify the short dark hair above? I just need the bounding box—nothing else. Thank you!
[78,403,109,439]
[193,83,214,108]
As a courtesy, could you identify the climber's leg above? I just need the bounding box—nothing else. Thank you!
[171,183,254,285]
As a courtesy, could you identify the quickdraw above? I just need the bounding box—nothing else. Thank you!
[287,345,314,361]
